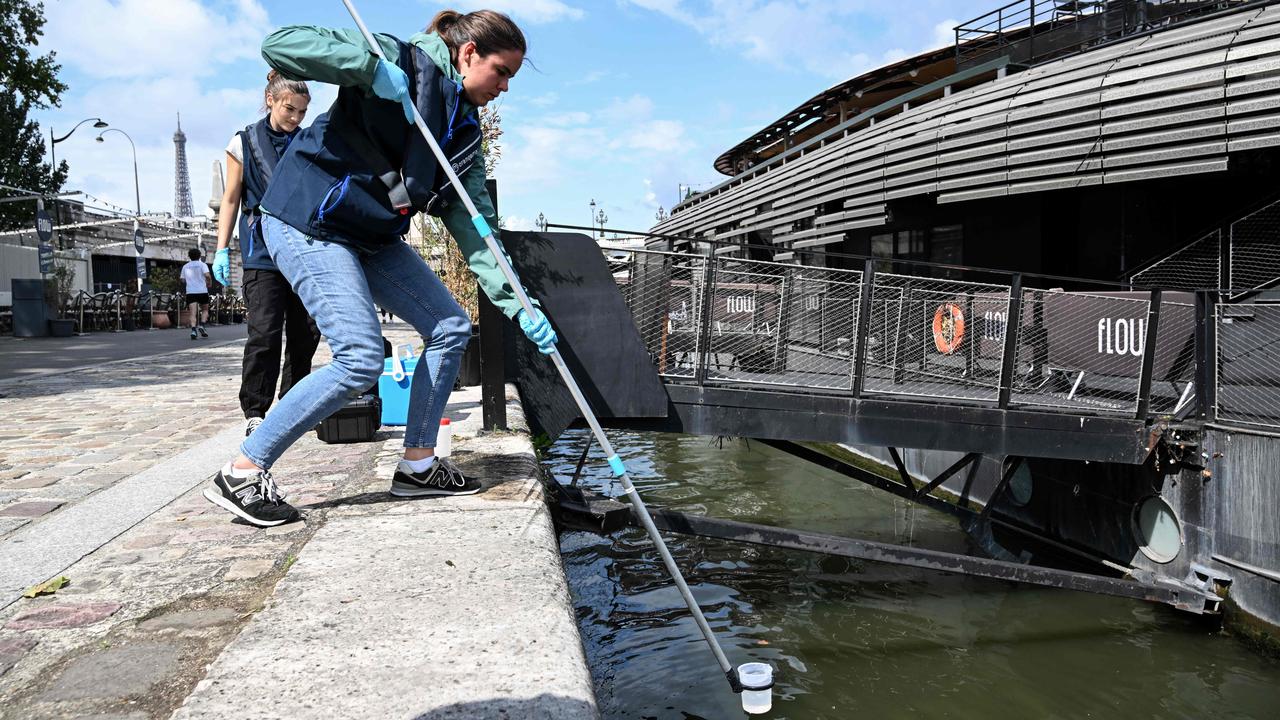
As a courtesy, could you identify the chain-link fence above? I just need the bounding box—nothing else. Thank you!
[1229,199,1280,300]
[1130,229,1220,291]
[863,274,1011,402]
[1010,290,1152,414]
[601,244,1280,428]
[1216,303,1280,430]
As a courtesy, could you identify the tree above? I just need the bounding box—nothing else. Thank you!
[413,105,504,322]
[0,0,68,231]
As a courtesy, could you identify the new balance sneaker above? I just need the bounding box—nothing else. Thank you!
[198,326,208,338]
[202,463,299,527]
[390,458,482,498]
[245,417,263,437]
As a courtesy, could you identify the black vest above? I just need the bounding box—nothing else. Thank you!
[260,35,483,253]
[237,117,296,270]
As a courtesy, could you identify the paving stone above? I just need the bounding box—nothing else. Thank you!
[122,534,173,550]
[6,474,60,489]
[39,642,180,701]
[0,468,31,481]
[6,602,123,631]
[0,500,65,517]
[69,472,129,488]
[169,524,257,544]
[223,559,274,581]
[0,634,38,676]
[0,516,32,534]
[137,608,239,632]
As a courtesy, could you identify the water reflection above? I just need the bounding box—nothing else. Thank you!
[549,430,1280,719]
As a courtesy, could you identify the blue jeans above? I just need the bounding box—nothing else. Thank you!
[240,214,471,470]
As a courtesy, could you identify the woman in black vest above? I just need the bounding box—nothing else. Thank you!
[212,71,322,437]
[203,10,557,528]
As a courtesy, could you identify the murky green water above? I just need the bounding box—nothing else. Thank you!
[547,430,1280,719]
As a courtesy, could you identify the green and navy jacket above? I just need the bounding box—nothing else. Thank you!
[260,27,522,318]
[237,117,298,271]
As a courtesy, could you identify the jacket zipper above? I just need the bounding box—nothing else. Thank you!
[316,175,351,224]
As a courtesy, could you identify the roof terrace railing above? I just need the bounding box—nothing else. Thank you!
[955,0,1268,69]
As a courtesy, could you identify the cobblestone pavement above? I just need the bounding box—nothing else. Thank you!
[0,324,429,717]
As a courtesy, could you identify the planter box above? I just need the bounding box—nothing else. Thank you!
[48,318,76,337]
[151,311,172,329]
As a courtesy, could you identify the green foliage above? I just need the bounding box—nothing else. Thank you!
[47,258,74,317]
[0,0,68,231]
[148,264,180,294]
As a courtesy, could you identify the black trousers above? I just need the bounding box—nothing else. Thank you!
[239,269,322,419]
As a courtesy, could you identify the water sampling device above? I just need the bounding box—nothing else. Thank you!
[337,0,771,707]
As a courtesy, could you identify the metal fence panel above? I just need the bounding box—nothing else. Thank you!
[1011,289,1151,414]
[1216,303,1280,430]
[862,273,1012,402]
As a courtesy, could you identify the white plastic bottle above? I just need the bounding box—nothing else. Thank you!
[436,418,452,458]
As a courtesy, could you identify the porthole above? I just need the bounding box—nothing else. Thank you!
[1132,495,1183,564]
[1002,457,1033,507]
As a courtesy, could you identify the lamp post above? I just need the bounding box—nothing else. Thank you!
[535,212,547,232]
[50,117,108,175]
[655,206,666,223]
[96,128,144,298]
[95,129,141,217]
[589,198,597,234]
[595,209,608,239]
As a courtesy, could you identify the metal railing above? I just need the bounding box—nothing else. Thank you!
[603,245,1220,428]
[956,0,1264,69]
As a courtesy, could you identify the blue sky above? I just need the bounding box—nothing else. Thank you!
[34,0,994,234]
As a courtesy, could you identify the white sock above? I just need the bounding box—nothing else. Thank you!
[403,456,436,473]
[224,462,259,479]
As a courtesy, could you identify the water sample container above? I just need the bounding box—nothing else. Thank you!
[737,662,774,714]
[437,418,452,458]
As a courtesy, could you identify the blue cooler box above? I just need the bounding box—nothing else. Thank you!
[378,352,419,426]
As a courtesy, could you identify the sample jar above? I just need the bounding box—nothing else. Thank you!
[738,662,774,714]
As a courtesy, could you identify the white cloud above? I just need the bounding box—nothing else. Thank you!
[453,0,585,24]
[41,0,267,80]
[502,214,533,231]
[528,91,560,108]
[620,1,986,80]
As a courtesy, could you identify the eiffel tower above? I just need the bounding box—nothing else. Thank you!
[173,113,194,218]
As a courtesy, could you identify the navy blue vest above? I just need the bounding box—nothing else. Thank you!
[261,35,482,253]
[237,118,297,270]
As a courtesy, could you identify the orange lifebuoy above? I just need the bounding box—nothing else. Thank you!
[932,303,965,354]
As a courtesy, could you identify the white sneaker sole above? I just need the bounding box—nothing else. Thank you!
[202,487,294,527]
[388,485,482,498]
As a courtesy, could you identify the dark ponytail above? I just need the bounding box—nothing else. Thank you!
[427,9,526,64]
[263,69,309,112]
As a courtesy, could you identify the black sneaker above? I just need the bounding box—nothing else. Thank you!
[245,417,263,437]
[390,458,482,498]
[202,463,300,527]
[198,326,208,338]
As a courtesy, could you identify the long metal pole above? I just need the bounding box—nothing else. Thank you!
[340,0,740,691]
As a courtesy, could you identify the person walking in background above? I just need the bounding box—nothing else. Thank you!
[202,9,558,527]
[212,71,322,437]
[180,248,211,340]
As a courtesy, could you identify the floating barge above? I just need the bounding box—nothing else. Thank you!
[506,0,1280,648]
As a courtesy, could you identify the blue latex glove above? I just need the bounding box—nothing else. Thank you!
[517,307,558,355]
[212,248,231,286]
[371,58,416,124]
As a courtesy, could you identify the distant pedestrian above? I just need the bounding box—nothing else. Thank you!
[180,248,211,340]
[211,70,322,437]
[203,9,557,527]
[379,306,392,323]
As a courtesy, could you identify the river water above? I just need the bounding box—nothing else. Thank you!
[546,429,1280,719]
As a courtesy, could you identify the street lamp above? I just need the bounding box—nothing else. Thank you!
[595,209,608,238]
[95,129,141,217]
[97,128,144,298]
[50,117,108,174]
[655,206,666,223]
[535,212,547,232]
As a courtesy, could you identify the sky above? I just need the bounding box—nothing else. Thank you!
[32,0,995,235]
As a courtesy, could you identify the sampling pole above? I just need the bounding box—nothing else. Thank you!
[339,0,742,693]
